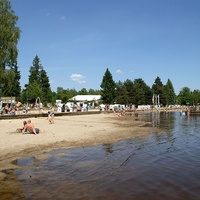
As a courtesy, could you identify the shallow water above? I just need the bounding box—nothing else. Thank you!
[1,112,200,200]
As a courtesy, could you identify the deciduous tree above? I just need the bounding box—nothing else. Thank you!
[0,0,20,95]
[177,87,192,105]
[3,62,21,97]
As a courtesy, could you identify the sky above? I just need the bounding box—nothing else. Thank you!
[9,0,200,94]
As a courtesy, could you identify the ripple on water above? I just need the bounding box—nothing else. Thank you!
[1,112,200,200]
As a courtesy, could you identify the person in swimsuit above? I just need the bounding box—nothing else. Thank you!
[22,119,41,134]
[48,108,55,124]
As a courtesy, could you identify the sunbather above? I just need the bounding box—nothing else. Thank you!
[22,119,42,134]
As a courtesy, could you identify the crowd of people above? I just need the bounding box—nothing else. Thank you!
[0,99,26,115]
[0,98,47,116]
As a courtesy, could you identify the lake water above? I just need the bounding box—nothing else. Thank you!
[1,111,200,200]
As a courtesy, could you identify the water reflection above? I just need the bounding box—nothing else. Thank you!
[1,112,200,200]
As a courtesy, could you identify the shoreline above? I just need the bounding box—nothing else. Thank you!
[0,107,182,120]
[0,112,159,172]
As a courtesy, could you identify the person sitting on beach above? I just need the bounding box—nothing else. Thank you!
[22,119,42,134]
[20,121,29,133]
[9,107,16,115]
[4,104,9,114]
[15,100,21,114]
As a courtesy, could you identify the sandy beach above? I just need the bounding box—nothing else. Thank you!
[0,112,157,171]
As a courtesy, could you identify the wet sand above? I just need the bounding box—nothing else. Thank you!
[0,112,157,172]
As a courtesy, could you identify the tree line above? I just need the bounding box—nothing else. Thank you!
[101,68,200,107]
[1,0,200,107]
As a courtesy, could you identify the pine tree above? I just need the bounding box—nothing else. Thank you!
[152,76,164,105]
[26,55,52,104]
[133,78,152,106]
[163,79,176,105]
[100,68,116,104]
[40,68,52,103]
[29,55,42,84]
[124,79,135,104]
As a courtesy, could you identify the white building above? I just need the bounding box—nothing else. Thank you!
[69,95,101,102]
[69,95,101,109]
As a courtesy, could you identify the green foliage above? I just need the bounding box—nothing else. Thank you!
[1,68,15,95]
[100,74,177,107]
[0,0,20,68]
[88,88,101,95]
[152,77,163,94]
[163,79,176,105]
[56,87,78,103]
[51,91,57,105]
[177,87,192,105]
[78,88,88,95]
[0,0,21,95]
[115,81,129,105]
[152,76,165,105]
[123,79,135,104]
[54,87,101,103]
[40,68,52,103]
[28,55,42,83]
[3,62,21,97]
[100,68,116,104]
[133,78,152,106]
[191,90,200,106]
[151,77,178,106]
[26,55,52,104]
[26,81,43,103]
[56,87,67,101]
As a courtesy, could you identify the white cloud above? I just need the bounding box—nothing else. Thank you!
[70,74,86,84]
[116,69,124,74]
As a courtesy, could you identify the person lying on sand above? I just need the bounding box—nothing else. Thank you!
[21,119,43,134]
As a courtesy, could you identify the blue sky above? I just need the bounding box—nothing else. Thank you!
[10,0,200,94]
